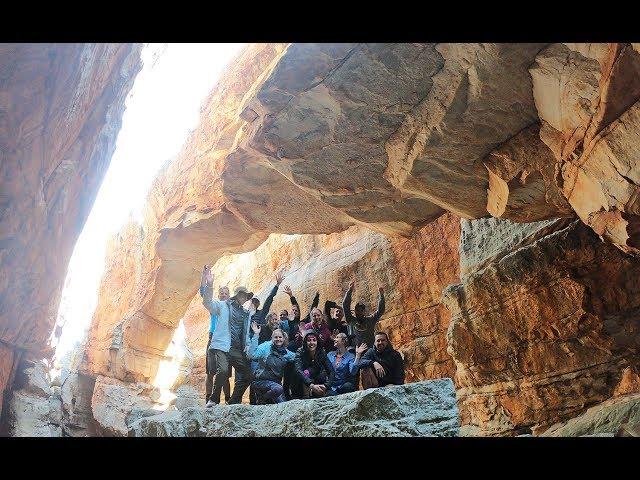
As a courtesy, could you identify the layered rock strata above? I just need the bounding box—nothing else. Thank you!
[127,379,459,437]
[0,43,142,416]
[6,42,639,436]
[445,218,640,436]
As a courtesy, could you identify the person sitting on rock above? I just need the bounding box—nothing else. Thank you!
[300,307,334,352]
[342,281,385,349]
[201,265,255,406]
[353,332,404,389]
[248,271,284,330]
[283,285,319,352]
[292,331,334,399]
[247,323,295,404]
[326,332,357,396]
[199,280,231,405]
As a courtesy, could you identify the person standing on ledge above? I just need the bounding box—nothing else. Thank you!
[200,282,231,404]
[342,281,386,349]
[353,332,404,389]
[200,264,254,406]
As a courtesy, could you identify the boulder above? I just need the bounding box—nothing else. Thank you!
[128,379,459,437]
[91,375,160,436]
[541,393,640,436]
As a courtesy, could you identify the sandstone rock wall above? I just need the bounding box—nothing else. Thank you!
[0,43,141,417]
[40,43,640,436]
[444,218,640,436]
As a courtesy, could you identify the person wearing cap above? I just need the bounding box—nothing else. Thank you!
[292,331,334,399]
[342,281,385,349]
[201,265,255,406]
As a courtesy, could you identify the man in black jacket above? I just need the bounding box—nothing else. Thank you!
[354,332,404,389]
[250,271,284,327]
[342,281,385,348]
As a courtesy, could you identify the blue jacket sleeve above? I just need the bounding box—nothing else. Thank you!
[355,348,375,370]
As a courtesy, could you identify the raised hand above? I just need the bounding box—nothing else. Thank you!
[251,321,261,335]
[283,285,293,297]
[349,281,355,290]
[275,271,284,285]
[201,265,214,286]
[355,343,368,355]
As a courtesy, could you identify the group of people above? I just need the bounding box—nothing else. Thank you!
[200,265,405,406]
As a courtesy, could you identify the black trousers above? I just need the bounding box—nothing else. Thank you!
[210,348,252,404]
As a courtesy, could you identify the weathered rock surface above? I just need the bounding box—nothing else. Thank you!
[60,372,98,437]
[128,379,459,437]
[531,43,640,254]
[0,43,142,413]
[6,42,639,436]
[541,392,640,437]
[6,360,62,437]
[91,375,161,436]
[79,43,640,397]
[445,219,640,436]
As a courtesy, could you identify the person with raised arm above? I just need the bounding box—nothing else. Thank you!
[201,264,255,406]
[282,285,319,352]
[200,280,231,404]
[342,281,385,349]
[248,271,284,330]
[326,332,357,395]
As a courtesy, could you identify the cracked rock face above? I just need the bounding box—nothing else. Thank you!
[7,43,640,436]
[127,379,459,437]
[444,219,640,436]
[0,43,141,413]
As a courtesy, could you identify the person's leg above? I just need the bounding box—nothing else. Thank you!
[209,350,230,405]
[253,380,284,403]
[205,335,214,402]
[337,382,356,394]
[360,367,379,390]
[227,350,252,404]
[223,364,232,403]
